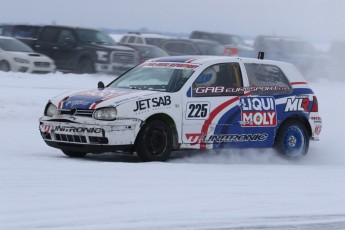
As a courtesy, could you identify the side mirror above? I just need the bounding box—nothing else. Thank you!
[64,37,75,46]
[98,81,105,90]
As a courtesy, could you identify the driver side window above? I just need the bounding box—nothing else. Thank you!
[192,63,243,97]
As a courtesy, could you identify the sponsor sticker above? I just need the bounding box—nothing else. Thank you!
[284,95,310,112]
[186,133,268,146]
[239,96,277,127]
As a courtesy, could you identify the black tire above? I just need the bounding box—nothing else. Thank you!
[77,58,95,74]
[274,119,310,158]
[62,150,87,158]
[136,120,173,162]
[0,60,11,72]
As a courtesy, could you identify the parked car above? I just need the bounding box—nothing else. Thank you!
[159,38,225,56]
[0,36,55,73]
[0,24,42,48]
[39,55,322,161]
[120,32,171,46]
[32,26,139,74]
[190,30,255,57]
[1,24,139,74]
[120,43,169,63]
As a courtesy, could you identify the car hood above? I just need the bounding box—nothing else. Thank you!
[9,51,53,62]
[82,43,135,52]
[53,87,164,110]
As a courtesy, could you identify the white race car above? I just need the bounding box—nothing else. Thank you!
[0,36,55,73]
[39,55,322,161]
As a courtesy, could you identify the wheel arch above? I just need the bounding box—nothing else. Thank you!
[138,113,179,150]
[275,114,312,142]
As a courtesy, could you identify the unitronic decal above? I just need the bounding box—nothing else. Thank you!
[239,96,277,127]
[133,96,171,111]
[186,133,268,146]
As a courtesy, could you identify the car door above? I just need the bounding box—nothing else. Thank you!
[51,29,78,71]
[182,62,245,150]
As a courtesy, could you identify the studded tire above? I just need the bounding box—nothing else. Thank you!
[274,119,310,158]
[136,120,173,162]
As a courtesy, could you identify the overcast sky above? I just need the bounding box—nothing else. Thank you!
[1,0,344,41]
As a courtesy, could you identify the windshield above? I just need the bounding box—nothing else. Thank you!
[0,38,33,52]
[145,38,167,46]
[76,29,116,45]
[217,34,246,46]
[108,62,197,92]
[137,46,169,58]
[195,41,224,55]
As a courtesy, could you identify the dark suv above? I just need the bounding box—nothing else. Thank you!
[190,30,255,57]
[32,26,139,74]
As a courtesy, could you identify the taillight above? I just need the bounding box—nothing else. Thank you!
[311,96,319,112]
[224,47,238,56]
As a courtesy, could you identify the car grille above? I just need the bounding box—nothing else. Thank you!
[53,134,108,144]
[59,109,94,117]
[34,62,50,68]
[112,51,136,65]
[54,134,87,143]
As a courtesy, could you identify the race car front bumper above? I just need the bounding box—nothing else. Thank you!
[39,117,142,154]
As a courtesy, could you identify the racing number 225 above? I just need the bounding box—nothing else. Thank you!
[186,102,210,119]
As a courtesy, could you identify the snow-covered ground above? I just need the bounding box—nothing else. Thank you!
[1,71,345,230]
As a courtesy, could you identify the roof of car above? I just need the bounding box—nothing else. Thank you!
[43,25,102,31]
[162,38,221,44]
[0,36,15,40]
[148,55,290,66]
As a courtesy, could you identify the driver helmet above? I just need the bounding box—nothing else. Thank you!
[194,66,217,87]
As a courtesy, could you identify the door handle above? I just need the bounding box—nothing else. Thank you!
[52,47,59,50]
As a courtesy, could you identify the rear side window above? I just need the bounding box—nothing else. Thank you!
[244,63,292,95]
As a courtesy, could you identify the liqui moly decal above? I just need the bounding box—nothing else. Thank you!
[239,97,277,127]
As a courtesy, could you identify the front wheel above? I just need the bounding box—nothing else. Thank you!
[62,150,87,158]
[77,58,95,74]
[274,119,310,158]
[0,60,11,72]
[136,120,173,162]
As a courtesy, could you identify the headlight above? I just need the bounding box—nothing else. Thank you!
[45,103,58,117]
[94,107,117,120]
[96,51,109,62]
[14,57,30,64]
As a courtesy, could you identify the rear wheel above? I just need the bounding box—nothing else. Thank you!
[136,120,172,162]
[62,150,87,158]
[77,58,95,74]
[0,60,10,72]
[274,119,310,158]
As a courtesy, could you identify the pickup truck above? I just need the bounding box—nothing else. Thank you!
[0,24,139,74]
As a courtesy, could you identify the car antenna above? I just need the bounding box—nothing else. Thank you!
[98,81,105,90]
[257,51,265,60]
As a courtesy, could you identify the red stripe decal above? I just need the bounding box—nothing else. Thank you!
[291,82,307,85]
[199,92,249,149]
